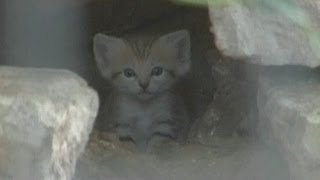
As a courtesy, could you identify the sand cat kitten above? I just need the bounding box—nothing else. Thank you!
[93,30,191,151]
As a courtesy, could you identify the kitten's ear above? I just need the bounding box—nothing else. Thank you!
[93,33,125,79]
[157,30,191,76]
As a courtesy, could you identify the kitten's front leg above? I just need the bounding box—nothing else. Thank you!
[145,119,179,150]
[115,119,151,152]
[114,122,134,142]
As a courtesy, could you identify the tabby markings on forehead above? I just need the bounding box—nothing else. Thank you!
[124,38,156,58]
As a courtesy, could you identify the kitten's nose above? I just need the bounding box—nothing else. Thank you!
[139,82,149,90]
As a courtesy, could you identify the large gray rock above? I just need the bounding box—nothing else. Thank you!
[0,66,99,180]
[257,67,320,180]
[208,0,320,67]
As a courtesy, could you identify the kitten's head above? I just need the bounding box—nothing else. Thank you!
[93,30,191,100]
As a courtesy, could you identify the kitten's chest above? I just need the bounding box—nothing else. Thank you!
[111,93,173,124]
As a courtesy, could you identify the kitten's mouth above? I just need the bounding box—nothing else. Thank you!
[139,91,152,95]
[137,91,153,99]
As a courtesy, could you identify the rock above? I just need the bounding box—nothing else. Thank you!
[189,50,259,143]
[257,66,320,180]
[0,66,99,180]
[88,0,179,35]
[208,0,320,67]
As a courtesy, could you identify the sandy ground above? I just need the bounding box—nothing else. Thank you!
[74,131,290,180]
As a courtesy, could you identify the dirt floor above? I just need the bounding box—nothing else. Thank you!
[74,131,290,180]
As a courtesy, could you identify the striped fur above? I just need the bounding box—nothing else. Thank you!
[93,30,191,151]
[124,37,156,58]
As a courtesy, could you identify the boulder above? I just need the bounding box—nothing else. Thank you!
[0,66,99,180]
[208,0,320,67]
[257,66,320,180]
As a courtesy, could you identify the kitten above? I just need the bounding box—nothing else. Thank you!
[93,30,191,151]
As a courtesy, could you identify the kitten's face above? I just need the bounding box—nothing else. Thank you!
[93,30,191,100]
[108,57,176,100]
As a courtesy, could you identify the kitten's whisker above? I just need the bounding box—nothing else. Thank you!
[152,132,176,140]
[154,120,177,127]
[119,136,134,142]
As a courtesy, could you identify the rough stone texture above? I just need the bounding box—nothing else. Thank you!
[0,66,99,180]
[208,1,320,67]
[189,50,260,143]
[257,66,320,180]
[87,0,180,35]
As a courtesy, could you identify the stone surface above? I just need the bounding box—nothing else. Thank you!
[257,66,320,180]
[189,50,260,143]
[0,66,99,180]
[208,0,320,67]
[88,0,179,35]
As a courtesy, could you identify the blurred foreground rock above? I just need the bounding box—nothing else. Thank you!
[0,66,99,180]
[208,0,320,67]
[257,66,320,180]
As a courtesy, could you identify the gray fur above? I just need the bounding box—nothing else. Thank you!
[93,30,191,151]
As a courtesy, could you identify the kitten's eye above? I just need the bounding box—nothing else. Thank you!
[123,68,136,78]
[151,67,163,76]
